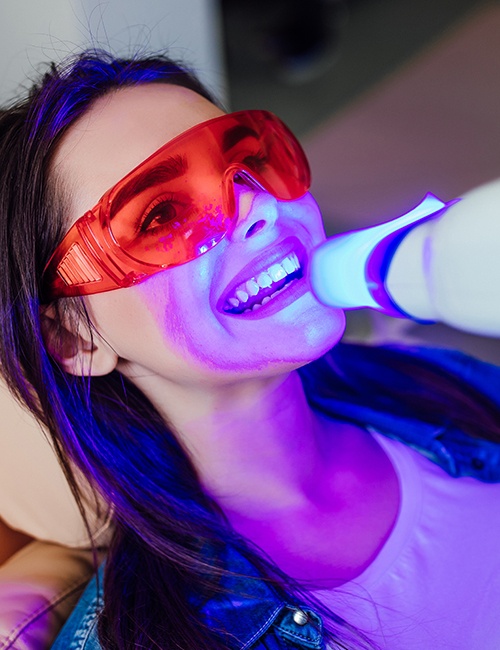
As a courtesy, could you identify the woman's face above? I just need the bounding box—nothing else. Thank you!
[53,84,345,387]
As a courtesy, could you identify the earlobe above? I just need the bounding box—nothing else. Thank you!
[40,304,119,377]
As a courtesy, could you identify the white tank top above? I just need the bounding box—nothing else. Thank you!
[317,430,500,649]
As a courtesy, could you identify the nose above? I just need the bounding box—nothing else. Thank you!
[228,177,280,242]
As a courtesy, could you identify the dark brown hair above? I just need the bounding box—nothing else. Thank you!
[0,51,375,649]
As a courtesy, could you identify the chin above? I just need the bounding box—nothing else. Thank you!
[268,304,346,368]
[296,298,346,348]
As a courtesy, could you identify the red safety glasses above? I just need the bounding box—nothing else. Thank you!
[41,110,311,301]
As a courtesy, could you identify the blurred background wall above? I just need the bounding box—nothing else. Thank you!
[0,0,227,104]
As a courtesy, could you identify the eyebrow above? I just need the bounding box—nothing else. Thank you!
[222,125,260,153]
[109,154,188,218]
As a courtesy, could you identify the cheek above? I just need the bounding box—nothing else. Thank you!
[133,265,226,369]
[281,193,326,240]
[83,277,173,352]
[140,278,187,345]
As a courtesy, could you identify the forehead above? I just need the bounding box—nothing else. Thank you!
[52,84,224,220]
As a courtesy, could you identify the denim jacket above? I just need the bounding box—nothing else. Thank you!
[51,346,500,650]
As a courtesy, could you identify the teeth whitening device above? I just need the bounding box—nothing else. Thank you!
[310,179,500,337]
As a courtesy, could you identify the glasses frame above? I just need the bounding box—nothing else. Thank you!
[40,110,311,301]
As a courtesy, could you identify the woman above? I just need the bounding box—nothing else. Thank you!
[1,51,500,650]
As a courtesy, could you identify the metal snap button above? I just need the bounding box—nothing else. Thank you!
[292,609,308,626]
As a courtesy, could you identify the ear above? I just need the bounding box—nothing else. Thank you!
[40,304,119,377]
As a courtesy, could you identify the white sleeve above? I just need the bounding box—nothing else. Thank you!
[386,179,500,336]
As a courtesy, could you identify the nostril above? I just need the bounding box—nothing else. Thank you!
[245,220,266,238]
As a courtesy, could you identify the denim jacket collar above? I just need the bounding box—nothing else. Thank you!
[200,546,324,649]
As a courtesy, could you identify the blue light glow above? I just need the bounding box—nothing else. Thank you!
[310,194,448,310]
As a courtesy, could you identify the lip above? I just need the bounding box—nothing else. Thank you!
[216,235,309,318]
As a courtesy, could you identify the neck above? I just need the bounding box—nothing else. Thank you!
[132,369,324,509]
[126,366,400,585]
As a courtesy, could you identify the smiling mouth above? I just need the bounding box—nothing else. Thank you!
[222,252,303,315]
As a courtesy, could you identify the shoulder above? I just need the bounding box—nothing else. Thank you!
[405,344,500,403]
[305,342,500,394]
[300,343,500,482]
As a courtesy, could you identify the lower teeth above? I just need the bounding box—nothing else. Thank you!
[246,283,289,312]
[227,272,301,315]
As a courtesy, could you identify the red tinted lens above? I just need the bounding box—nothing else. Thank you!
[105,111,310,266]
[240,112,310,200]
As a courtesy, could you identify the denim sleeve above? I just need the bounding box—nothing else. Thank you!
[50,586,323,650]
[50,570,103,650]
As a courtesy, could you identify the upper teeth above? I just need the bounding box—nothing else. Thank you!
[225,252,301,311]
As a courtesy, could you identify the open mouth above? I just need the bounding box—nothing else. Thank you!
[222,251,304,315]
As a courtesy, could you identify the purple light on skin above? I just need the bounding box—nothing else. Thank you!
[309,194,456,316]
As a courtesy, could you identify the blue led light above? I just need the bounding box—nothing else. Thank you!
[309,194,448,310]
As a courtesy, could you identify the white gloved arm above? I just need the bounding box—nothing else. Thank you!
[387,179,500,336]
